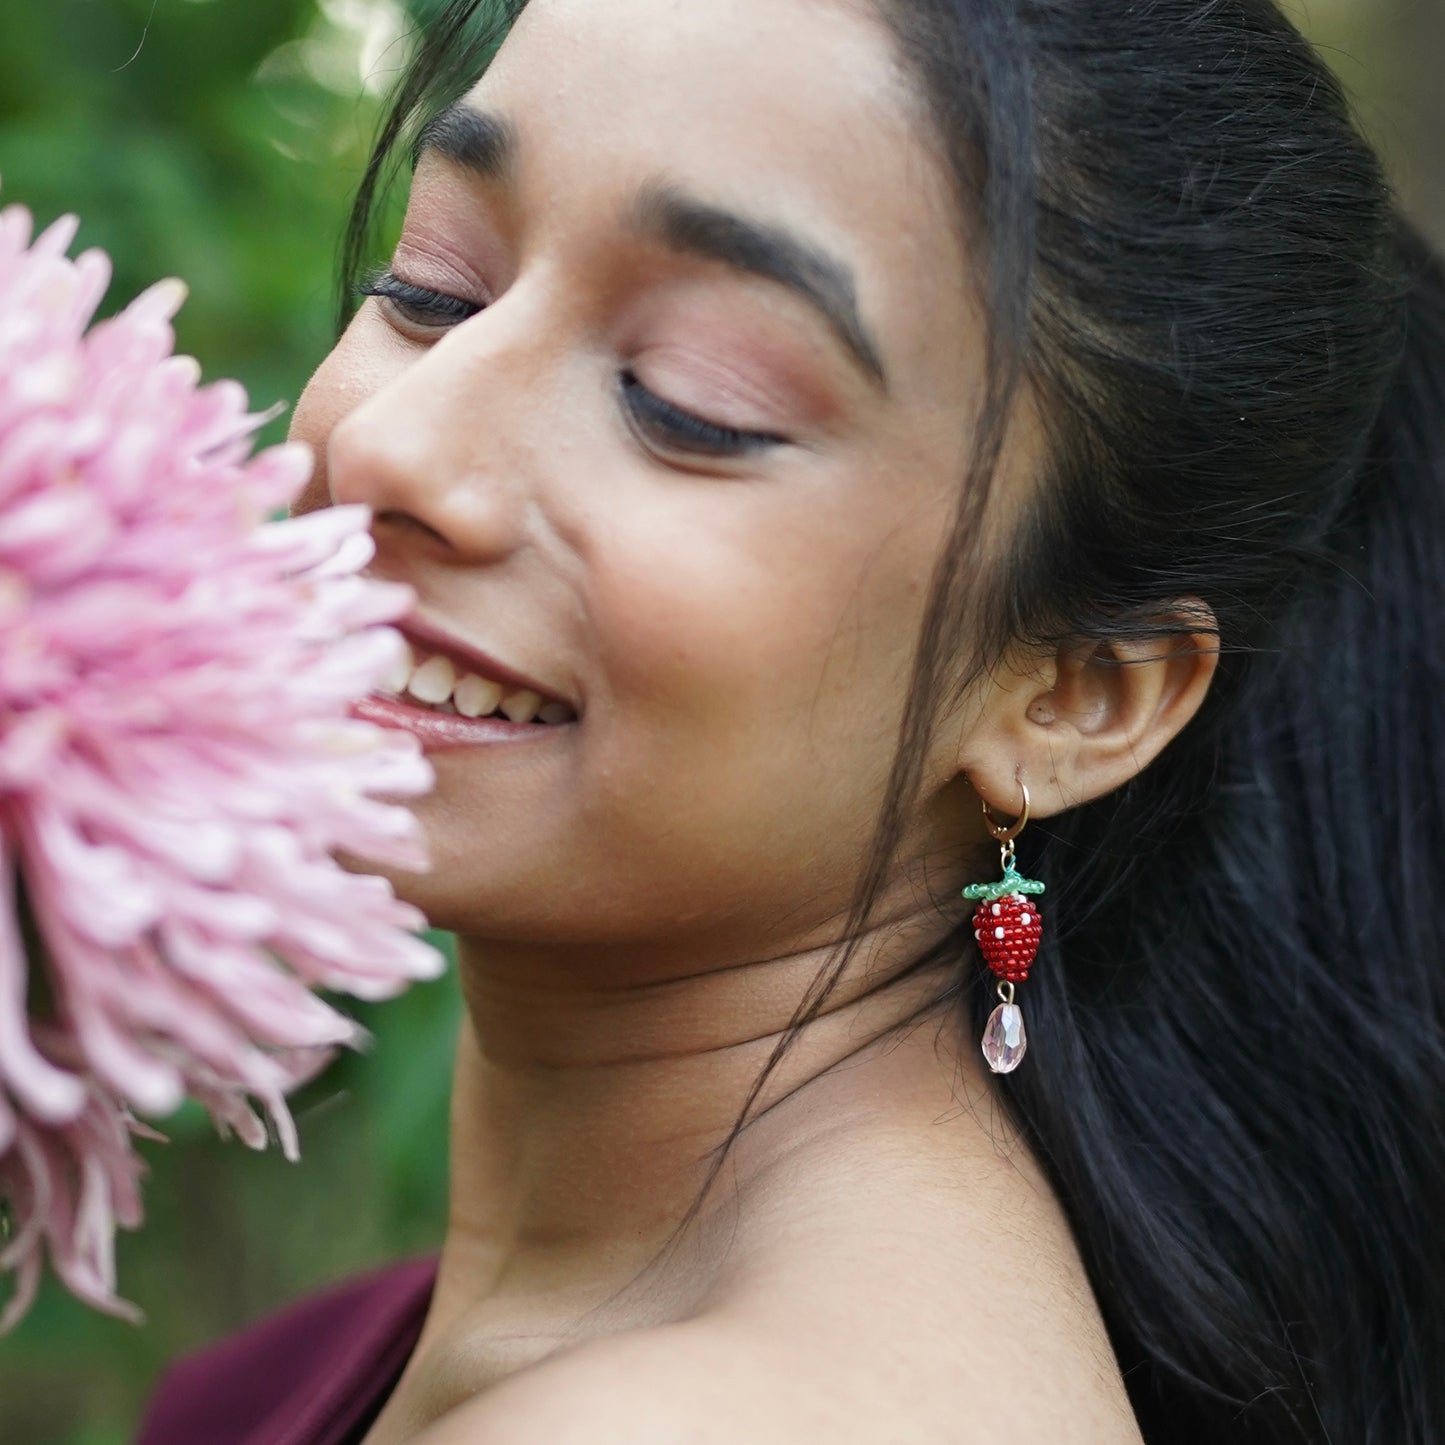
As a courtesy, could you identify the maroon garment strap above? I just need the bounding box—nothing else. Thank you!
[132,1256,438,1445]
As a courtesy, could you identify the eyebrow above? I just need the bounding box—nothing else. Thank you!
[629,184,888,391]
[413,104,889,391]
[412,102,517,180]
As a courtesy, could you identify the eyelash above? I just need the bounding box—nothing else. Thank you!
[354,269,785,459]
[617,372,781,457]
[357,269,481,325]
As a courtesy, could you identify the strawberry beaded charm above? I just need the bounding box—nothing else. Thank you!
[963,780,1044,1074]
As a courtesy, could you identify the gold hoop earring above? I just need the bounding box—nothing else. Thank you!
[980,779,1030,845]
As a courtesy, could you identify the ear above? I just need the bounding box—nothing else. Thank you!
[959,601,1220,819]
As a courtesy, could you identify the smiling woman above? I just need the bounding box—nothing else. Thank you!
[132,0,1445,1443]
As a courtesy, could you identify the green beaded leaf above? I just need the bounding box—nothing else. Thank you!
[962,861,1046,902]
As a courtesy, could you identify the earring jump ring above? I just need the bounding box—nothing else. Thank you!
[981,778,1030,843]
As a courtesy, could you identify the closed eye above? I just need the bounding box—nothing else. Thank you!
[620,372,785,458]
[356,269,483,328]
[356,270,787,459]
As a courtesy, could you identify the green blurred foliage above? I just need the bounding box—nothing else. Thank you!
[0,0,417,446]
[1285,0,1445,244]
[0,1,1440,1442]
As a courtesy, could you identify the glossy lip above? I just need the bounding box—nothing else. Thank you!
[396,611,576,714]
[351,691,573,750]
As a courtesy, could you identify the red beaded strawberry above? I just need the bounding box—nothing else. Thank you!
[963,862,1044,983]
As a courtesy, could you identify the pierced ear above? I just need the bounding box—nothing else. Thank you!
[960,601,1219,818]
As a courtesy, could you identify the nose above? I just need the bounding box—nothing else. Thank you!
[325,307,542,565]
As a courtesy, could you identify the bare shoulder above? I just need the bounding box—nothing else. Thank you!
[407,1321,805,1445]
[408,1286,1142,1445]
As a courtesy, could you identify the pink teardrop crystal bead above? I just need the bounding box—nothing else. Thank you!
[981,1001,1027,1073]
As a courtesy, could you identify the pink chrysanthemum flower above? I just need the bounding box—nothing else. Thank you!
[0,204,440,1331]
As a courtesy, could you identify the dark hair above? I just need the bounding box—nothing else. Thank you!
[340,3,1445,1439]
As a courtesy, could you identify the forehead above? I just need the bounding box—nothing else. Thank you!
[462,0,980,403]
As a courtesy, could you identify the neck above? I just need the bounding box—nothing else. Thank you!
[420,892,968,1343]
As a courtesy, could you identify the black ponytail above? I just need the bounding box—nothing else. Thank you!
[857,4,1445,1438]
[1002,216,1445,1445]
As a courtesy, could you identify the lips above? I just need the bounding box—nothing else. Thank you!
[354,614,577,747]
[350,690,569,748]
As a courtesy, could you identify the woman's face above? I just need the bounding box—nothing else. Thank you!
[290,0,1023,959]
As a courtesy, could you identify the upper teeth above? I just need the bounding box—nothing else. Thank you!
[407,654,459,705]
[455,672,504,717]
[386,642,574,725]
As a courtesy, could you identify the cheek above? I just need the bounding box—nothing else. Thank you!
[572,478,933,896]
